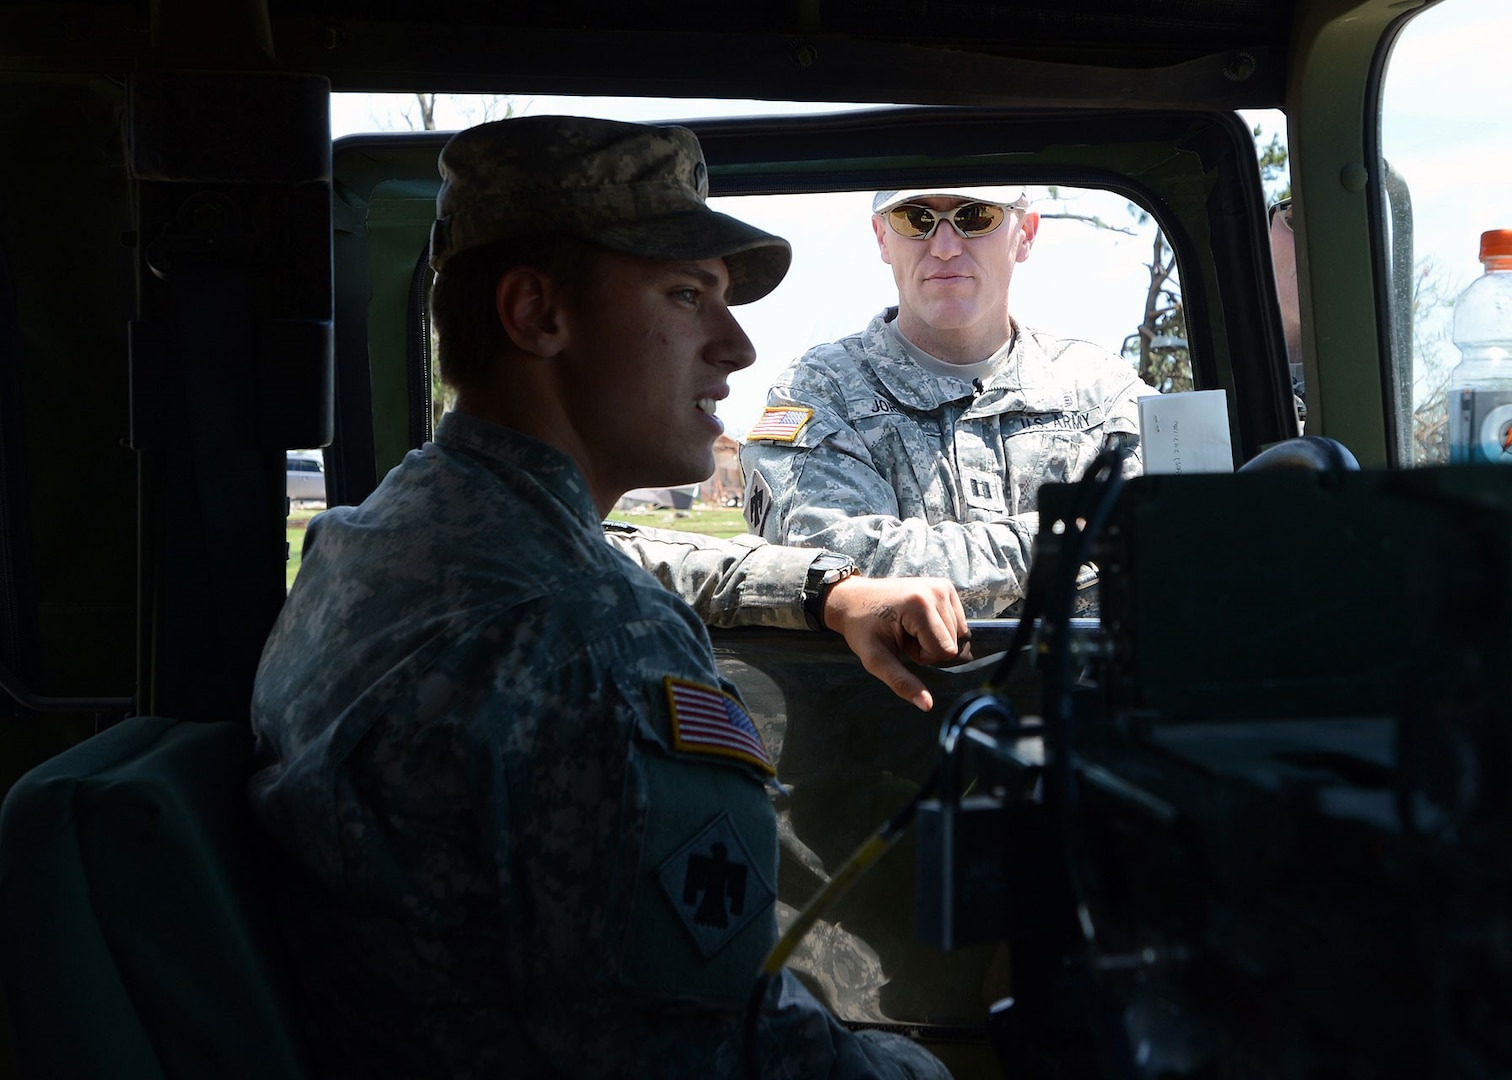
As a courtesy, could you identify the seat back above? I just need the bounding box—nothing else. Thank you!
[0,715,307,1079]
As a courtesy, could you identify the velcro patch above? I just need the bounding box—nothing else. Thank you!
[658,812,775,958]
[746,406,813,442]
[961,465,1007,513]
[665,677,774,776]
[744,469,774,537]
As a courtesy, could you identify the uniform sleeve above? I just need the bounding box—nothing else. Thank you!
[490,590,950,1078]
[1083,365,1155,476]
[601,521,822,630]
[749,972,954,1079]
[741,384,1038,619]
[1051,333,1156,477]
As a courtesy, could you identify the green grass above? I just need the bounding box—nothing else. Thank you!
[287,503,749,590]
[286,505,322,590]
[608,504,749,539]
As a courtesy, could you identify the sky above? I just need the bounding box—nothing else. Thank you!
[330,0,1509,437]
[1381,0,1511,270]
[1379,0,1512,392]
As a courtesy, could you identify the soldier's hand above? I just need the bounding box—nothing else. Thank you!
[820,576,971,712]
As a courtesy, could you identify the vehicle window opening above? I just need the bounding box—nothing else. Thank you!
[423,183,1191,445]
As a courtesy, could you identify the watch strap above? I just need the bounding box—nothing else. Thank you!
[802,553,857,631]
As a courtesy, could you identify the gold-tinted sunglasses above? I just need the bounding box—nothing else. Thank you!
[883,199,1027,241]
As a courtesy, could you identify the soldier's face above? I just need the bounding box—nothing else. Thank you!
[873,197,1039,358]
[1269,200,1302,363]
[555,249,756,512]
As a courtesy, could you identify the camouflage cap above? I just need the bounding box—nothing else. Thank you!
[430,115,792,305]
[872,187,1029,213]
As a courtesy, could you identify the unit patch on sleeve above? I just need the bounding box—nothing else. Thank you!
[664,677,775,776]
[746,405,813,442]
[744,469,774,537]
[657,812,775,958]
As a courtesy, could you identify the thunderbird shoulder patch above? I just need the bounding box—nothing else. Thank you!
[746,406,813,442]
[658,812,775,958]
[664,677,774,776]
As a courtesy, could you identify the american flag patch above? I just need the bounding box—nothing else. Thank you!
[746,406,813,442]
[664,678,774,776]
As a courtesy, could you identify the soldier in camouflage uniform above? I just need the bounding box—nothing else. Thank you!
[741,187,1158,617]
[248,115,964,1078]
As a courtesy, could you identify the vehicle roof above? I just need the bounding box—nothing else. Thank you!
[4,0,1310,110]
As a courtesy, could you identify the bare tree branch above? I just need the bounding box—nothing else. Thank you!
[1036,210,1138,235]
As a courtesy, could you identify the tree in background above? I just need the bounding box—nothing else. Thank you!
[1123,226,1190,393]
[1409,257,1465,463]
[1254,124,1290,200]
[1111,121,1291,393]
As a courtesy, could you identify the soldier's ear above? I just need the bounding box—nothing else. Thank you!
[871,214,894,266]
[1015,211,1041,262]
[496,266,567,358]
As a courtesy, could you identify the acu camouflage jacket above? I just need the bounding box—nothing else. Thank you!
[741,309,1155,617]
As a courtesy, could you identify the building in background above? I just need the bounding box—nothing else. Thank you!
[699,434,743,507]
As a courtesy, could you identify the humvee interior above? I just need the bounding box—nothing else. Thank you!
[1,0,1508,1076]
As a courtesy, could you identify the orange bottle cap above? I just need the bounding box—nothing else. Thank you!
[1481,229,1512,261]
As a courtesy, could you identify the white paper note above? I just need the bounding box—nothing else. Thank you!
[1138,390,1233,475]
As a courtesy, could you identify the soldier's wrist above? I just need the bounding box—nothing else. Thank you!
[802,552,858,631]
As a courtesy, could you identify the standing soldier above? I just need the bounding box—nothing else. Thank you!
[742,187,1157,617]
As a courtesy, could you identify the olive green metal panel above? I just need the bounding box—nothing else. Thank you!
[366,180,438,475]
[1285,0,1428,465]
[333,143,446,488]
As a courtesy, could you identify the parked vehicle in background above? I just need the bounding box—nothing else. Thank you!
[285,452,326,505]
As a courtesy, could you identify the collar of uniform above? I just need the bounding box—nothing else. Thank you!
[984,323,1076,405]
[433,410,603,531]
[862,310,1079,418]
[889,318,1007,385]
[969,323,1084,418]
[862,308,980,411]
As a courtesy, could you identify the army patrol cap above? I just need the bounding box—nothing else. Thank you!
[873,186,1029,213]
[431,115,792,305]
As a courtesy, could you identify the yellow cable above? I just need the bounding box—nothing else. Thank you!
[761,826,901,976]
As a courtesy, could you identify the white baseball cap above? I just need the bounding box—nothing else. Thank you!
[872,187,1029,214]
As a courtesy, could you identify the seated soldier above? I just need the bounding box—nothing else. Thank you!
[248,115,964,1078]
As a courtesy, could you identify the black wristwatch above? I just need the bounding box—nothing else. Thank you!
[802,552,858,631]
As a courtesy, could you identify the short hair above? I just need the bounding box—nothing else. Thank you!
[429,234,597,392]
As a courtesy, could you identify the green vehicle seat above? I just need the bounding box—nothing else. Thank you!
[0,715,308,1079]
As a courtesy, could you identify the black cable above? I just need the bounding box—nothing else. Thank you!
[983,575,1044,691]
[985,445,1130,693]
[1041,448,1130,959]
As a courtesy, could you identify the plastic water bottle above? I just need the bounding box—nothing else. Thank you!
[1447,229,1512,464]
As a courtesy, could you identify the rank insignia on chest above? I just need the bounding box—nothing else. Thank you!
[657,812,775,958]
[746,406,813,442]
[664,677,774,775]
